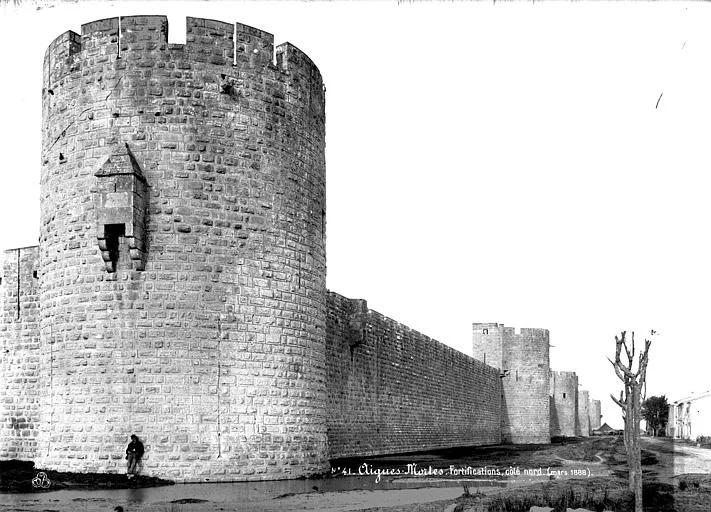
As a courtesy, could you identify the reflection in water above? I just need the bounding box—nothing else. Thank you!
[125,486,149,504]
[0,468,557,512]
[2,473,517,512]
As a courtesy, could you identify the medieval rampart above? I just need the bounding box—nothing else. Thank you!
[327,293,502,458]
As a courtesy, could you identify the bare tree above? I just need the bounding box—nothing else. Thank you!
[609,330,653,512]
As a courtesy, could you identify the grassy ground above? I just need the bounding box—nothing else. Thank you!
[351,436,711,512]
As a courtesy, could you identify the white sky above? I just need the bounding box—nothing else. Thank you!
[2,1,710,429]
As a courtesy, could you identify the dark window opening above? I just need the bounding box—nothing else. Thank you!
[0,277,2,285]
[563,392,567,399]
[105,223,126,273]
[33,270,38,279]
[483,328,488,334]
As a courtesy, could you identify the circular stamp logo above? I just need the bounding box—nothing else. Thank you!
[31,472,51,489]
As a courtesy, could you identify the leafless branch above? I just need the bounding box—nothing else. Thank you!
[611,392,625,409]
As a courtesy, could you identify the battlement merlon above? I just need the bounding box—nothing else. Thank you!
[472,322,504,330]
[330,291,498,374]
[552,370,578,379]
[43,16,325,110]
[2,246,40,257]
[502,327,549,338]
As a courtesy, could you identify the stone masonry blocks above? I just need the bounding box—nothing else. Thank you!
[329,294,501,458]
[578,390,591,437]
[473,324,551,444]
[0,247,41,461]
[37,16,327,482]
[589,399,602,432]
[550,371,578,438]
[1,14,607,483]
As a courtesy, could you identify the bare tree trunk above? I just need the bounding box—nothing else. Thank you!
[630,382,643,511]
[609,330,653,512]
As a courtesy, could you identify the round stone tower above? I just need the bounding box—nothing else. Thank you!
[38,16,327,481]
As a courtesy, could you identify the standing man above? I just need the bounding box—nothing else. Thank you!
[125,434,144,479]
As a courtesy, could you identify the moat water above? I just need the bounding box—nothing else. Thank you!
[0,474,521,512]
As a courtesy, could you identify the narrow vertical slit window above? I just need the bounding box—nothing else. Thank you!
[16,250,20,319]
[117,17,122,58]
[233,23,237,66]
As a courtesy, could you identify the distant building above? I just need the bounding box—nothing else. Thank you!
[667,391,711,441]
[593,423,617,436]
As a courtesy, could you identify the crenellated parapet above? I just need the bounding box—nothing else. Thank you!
[327,292,502,458]
[43,16,324,112]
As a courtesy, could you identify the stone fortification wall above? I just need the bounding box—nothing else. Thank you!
[328,293,502,458]
[0,247,41,460]
[472,322,503,369]
[37,16,327,481]
[589,399,601,431]
[473,324,550,444]
[500,327,550,444]
[549,371,578,438]
[577,390,590,437]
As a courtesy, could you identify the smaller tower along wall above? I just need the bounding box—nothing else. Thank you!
[577,390,591,437]
[549,371,578,438]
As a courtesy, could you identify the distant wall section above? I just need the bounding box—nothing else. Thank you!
[589,399,601,431]
[577,390,590,437]
[0,247,41,460]
[328,293,501,459]
[550,371,578,438]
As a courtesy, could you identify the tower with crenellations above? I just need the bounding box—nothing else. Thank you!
[473,323,551,444]
[34,15,327,481]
